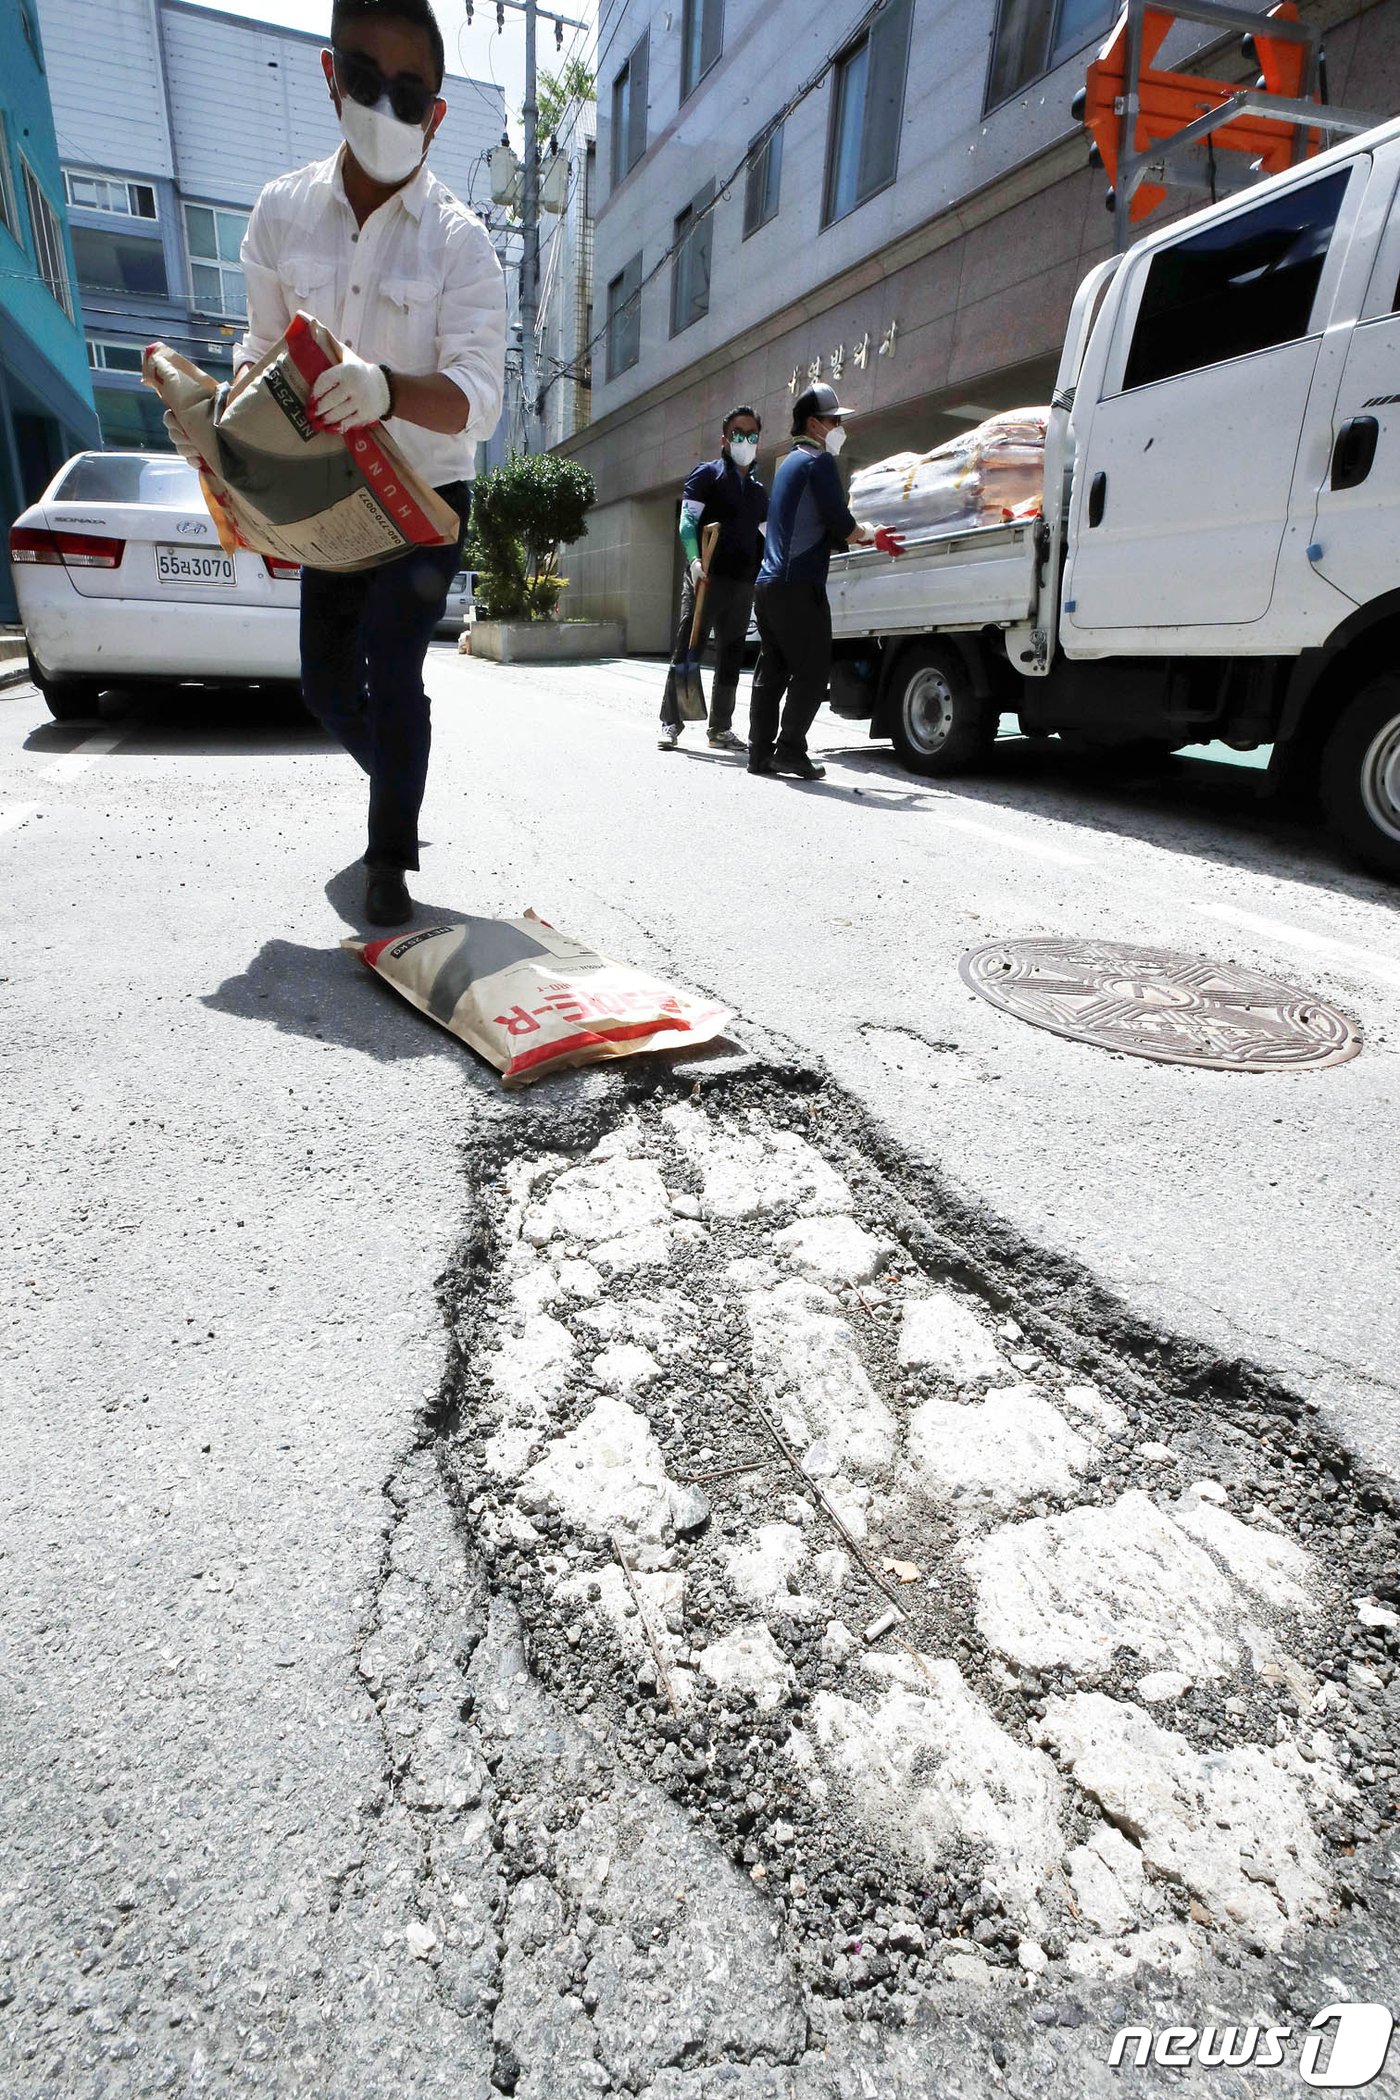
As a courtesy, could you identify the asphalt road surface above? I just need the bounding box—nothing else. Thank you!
[3,649,1399,2098]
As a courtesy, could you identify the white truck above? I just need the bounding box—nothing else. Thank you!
[827,111,1400,876]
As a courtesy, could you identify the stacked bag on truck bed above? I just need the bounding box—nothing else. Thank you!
[848,407,1049,539]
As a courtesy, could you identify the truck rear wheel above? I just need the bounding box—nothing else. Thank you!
[886,644,995,777]
[1320,673,1400,878]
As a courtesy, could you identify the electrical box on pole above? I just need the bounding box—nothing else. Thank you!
[1074,0,1380,250]
[490,138,522,208]
[480,0,590,450]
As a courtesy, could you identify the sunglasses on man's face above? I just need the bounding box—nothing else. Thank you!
[333,46,438,127]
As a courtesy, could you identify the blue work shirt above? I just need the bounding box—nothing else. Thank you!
[757,439,857,590]
[682,455,768,581]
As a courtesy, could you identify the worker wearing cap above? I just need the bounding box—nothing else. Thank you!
[748,382,902,781]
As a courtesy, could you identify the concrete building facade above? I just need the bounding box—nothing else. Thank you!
[536,98,597,452]
[558,0,1400,651]
[0,0,99,621]
[33,0,506,452]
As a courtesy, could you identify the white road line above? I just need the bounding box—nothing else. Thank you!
[1193,900,1400,992]
[41,732,121,781]
[932,800,1400,992]
[939,812,1093,868]
[0,803,40,838]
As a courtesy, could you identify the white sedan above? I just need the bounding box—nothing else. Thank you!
[7,450,302,720]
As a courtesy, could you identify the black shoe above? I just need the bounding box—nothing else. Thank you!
[747,754,777,776]
[774,750,826,780]
[364,870,412,926]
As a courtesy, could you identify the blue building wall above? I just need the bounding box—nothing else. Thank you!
[0,0,100,620]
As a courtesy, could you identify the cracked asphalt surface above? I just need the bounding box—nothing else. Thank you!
[3,650,1400,2096]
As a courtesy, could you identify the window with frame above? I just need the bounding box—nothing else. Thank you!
[71,224,168,296]
[986,0,1113,111]
[65,170,158,220]
[671,181,714,335]
[681,0,724,102]
[20,161,73,319]
[1123,166,1350,392]
[743,122,783,238]
[606,253,642,379]
[0,114,19,245]
[87,337,145,372]
[610,32,649,189]
[185,203,248,317]
[822,0,913,228]
[92,385,171,451]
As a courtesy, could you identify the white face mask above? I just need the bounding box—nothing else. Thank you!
[340,94,430,185]
[824,423,847,457]
[728,437,758,467]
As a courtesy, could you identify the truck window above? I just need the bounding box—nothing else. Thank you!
[1123,166,1350,391]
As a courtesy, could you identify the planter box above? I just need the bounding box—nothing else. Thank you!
[472,619,625,665]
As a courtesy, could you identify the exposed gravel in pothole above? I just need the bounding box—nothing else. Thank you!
[434,1067,1400,2019]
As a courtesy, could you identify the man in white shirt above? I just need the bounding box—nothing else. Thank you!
[232,0,506,926]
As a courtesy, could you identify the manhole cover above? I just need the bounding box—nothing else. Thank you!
[959,937,1361,1071]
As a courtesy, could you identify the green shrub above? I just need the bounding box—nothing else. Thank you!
[466,452,596,622]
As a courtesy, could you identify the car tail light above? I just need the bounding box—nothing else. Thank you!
[262,555,301,581]
[8,525,124,569]
[52,531,125,569]
[9,526,62,565]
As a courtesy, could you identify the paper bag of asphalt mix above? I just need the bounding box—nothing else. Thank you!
[344,913,730,1085]
[143,312,460,572]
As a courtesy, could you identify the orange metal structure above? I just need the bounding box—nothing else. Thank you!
[1080,2,1320,225]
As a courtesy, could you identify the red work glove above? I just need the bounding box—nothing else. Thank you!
[873,526,905,558]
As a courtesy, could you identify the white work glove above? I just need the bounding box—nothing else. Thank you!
[164,411,205,471]
[311,351,392,434]
[688,557,704,587]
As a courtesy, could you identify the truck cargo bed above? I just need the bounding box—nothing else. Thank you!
[829,519,1040,640]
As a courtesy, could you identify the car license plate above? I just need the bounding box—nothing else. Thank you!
[156,545,236,588]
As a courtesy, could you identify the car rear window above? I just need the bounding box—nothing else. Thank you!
[54,454,202,506]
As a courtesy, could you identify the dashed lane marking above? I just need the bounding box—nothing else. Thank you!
[925,798,1400,996]
[40,732,122,781]
[937,811,1094,868]
[1193,900,1400,994]
[0,803,40,838]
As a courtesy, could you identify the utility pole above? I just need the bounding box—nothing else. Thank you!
[520,0,540,453]
[475,0,590,453]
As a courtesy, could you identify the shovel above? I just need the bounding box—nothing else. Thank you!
[676,521,721,722]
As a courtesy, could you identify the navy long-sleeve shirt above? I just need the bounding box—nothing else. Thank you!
[756,439,856,589]
[681,455,768,581]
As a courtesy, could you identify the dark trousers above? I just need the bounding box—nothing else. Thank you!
[661,570,755,733]
[749,579,831,762]
[299,481,469,870]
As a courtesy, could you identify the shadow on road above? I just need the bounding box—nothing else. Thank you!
[827,733,1400,912]
[669,738,938,811]
[204,863,745,1093]
[22,681,325,759]
[200,861,480,1067]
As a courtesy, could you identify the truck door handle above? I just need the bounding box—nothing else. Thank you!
[1088,470,1107,527]
[1331,415,1379,491]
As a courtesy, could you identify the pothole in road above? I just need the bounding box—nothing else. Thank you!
[435,1069,1400,2014]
